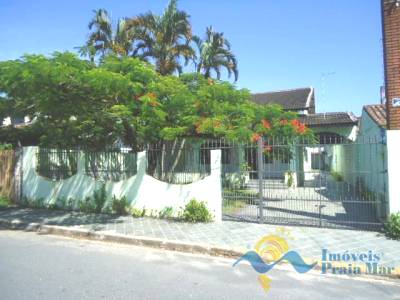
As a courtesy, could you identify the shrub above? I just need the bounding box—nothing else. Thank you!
[159,206,174,219]
[79,196,96,213]
[385,213,400,240]
[182,199,212,223]
[112,196,130,215]
[55,197,67,209]
[131,207,145,218]
[66,198,75,210]
[47,202,58,210]
[0,143,13,150]
[0,196,11,208]
[286,171,294,188]
[331,171,343,182]
[93,184,107,213]
[23,197,46,209]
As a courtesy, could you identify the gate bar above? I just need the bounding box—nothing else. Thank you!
[257,137,264,223]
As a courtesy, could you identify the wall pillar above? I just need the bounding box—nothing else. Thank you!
[210,149,222,222]
[386,130,400,214]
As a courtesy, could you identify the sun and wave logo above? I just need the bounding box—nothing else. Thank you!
[232,229,317,293]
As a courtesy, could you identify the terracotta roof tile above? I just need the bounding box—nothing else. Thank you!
[364,104,387,128]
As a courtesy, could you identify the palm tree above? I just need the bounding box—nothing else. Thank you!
[79,9,134,60]
[193,26,238,81]
[128,0,195,75]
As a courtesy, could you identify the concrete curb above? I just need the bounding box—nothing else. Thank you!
[1,218,399,280]
[0,219,245,258]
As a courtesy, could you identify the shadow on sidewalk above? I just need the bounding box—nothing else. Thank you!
[0,207,124,230]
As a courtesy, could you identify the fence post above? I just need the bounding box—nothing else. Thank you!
[386,130,400,215]
[257,137,264,223]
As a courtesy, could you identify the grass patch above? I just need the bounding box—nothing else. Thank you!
[222,199,247,214]
[0,197,11,208]
[223,189,258,214]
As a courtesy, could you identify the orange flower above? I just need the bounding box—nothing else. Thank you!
[251,133,261,143]
[147,92,157,99]
[297,123,306,134]
[207,78,214,85]
[291,119,300,127]
[261,119,271,130]
[290,119,307,134]
[195,125,201,134]
[213,120,222,128]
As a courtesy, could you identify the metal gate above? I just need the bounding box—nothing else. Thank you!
[221,136,388,230]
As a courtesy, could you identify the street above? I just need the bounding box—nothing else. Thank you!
[0,230,399,300]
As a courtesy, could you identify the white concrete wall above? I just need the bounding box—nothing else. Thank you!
[22,147,222,221]
[387,130,400,214]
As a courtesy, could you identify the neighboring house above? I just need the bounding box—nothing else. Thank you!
[246,87,359,182]
[1,116,31,128]
[358,104,387,140]
[299,112,359,181]
[351,104,388,201]
[252,87,315,114]
[251,87,358,141]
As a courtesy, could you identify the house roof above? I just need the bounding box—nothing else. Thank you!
[299,112,358,127]
[251,87,314,110]
[364,104,387,128]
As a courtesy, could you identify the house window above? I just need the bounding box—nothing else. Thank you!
[318,132,348,144]
[311,152,327,170]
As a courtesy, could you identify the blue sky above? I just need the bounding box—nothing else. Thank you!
[0,0,383,115]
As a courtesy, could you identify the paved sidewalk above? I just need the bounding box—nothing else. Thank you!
[1,207,400,269]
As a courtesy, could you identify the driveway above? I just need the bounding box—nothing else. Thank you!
[223,175,384,229]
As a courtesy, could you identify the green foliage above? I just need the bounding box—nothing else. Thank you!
[194,26,238,81]
[0,143,12,150]
[79,9,135,60]
[78,185,108,213]
[286,171,294,188]
[54,197,74,210]
[0,196,11,208]
[131,207,145,218]
[93,184,107,213]
[159,206,174,219]
[79,197,97,213]
[182,198,212,223]
[222,199,247,215]
[21,197,46,209]
[129,0,194,75]
[111,195,130,215]
[331,171,343,182]
[0,52,311,149]
[385,213,400,240]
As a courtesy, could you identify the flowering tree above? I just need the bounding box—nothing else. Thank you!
[0,53,311,151]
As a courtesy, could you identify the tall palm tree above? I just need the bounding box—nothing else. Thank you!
[128,0,195,75]
[193,26,238,81]
[78,9,134,60]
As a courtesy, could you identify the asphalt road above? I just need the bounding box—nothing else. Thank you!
[0,230,399,300]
